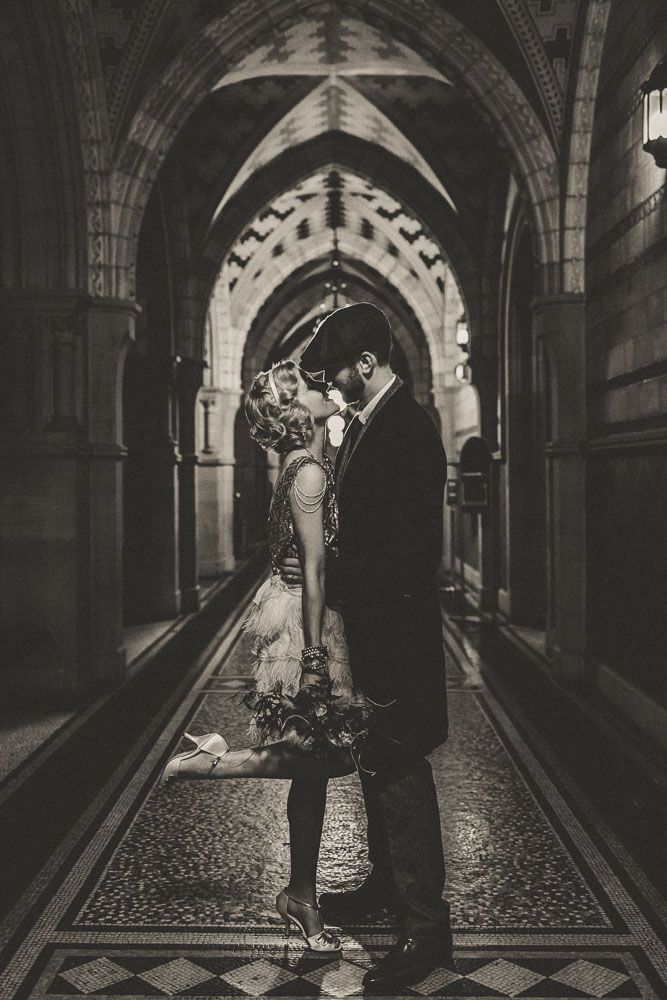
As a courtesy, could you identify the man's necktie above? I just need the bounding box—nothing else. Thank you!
[336,414,363,480]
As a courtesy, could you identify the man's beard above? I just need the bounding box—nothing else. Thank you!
[345,367,365,403]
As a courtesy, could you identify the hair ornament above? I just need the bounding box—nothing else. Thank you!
[267,368,280,405]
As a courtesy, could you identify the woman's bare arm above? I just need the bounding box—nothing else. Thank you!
[289,463,328,687]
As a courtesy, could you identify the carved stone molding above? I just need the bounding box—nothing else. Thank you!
[497,0,564,142]
[107,0,169,138]
[60,0,113,298]
[563,0,613,295]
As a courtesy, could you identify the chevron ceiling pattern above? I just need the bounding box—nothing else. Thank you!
[223,169,446,311]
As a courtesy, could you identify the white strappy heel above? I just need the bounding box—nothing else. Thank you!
[276,888,342,952]
[158,732,229,787]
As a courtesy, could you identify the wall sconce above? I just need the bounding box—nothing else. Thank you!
[641,57,667,167]
[455,317,470,348]
[455,316,471,382]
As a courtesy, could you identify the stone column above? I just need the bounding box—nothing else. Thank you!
[197,388,240,576]
[432,386,458,574]
[84,300,137,684]
[123,351,181,623]
[0,293,135,699]
[478,458,500,613]
[176,358,204,611]
[533,294,587,682]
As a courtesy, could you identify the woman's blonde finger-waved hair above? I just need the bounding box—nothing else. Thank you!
[245,359,315,454]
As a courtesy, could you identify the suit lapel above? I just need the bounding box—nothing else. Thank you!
[337,377,404,488]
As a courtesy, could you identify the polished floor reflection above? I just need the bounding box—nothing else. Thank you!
[0,606,665,999]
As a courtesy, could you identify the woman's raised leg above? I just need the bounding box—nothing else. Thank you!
[162,739,354,782]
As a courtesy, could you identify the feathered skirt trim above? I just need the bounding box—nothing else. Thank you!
[243,574,357,745]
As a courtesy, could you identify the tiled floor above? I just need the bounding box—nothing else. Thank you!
[0,608,665,999]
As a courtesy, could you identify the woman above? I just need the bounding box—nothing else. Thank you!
[159,359,367,952]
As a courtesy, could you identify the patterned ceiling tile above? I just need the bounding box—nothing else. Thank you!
[526,0,579,88]
[221,169,447,321]
[89,0,138,92]
[217,14,451,86]
[215,79,456,218]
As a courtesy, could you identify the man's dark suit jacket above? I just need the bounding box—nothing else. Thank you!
[333,381,448,757]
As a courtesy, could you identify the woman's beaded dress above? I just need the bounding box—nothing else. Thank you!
[243,454,355,745]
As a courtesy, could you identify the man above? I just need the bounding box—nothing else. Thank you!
[287,302,452,991]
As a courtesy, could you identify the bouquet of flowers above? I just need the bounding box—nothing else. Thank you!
[243,681,372,755]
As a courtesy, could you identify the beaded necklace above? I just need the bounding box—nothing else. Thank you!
[292,449,327,513]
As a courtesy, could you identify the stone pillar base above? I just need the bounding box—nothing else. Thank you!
[0,295,136,699]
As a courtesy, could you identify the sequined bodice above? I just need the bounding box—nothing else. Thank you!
[268,454,338,575]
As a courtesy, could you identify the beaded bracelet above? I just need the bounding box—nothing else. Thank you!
[302,651,328,667]
[302,643,328,658]
[301,663,328,679]
[301,644,329,677]
[302,651,327,663]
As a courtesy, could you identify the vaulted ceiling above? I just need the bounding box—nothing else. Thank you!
[117,0,581,379]
[90,0,580,145]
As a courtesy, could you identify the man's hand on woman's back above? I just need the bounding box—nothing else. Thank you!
[280,555,303,584]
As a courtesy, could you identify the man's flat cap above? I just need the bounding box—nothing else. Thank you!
[300,302,391,374]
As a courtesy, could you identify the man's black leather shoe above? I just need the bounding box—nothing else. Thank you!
[362,933,454,992]
[318,882,402,920]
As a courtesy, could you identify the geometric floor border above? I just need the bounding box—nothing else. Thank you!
[27,945,659,998]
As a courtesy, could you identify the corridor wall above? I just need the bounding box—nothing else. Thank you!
[585,0,667,709]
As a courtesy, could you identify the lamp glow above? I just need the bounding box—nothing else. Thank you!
[641,58,667,167]
[455,318,470,348]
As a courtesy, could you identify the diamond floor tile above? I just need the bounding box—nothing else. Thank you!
[550,958,629,996]
[410,965,463,995]
[59,956,133,994]
[466,957,545,996]
[139,957,216,994]
[301,958,368,996]
[219,957,299,995]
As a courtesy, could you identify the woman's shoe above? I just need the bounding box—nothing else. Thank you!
[276,889,342,952]
[158,732,229,787]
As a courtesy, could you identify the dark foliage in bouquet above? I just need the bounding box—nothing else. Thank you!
[243,680,372,754]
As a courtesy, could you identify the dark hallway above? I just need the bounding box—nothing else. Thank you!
[0,1,666,996]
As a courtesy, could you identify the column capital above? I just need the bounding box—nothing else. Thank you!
[531,294,585,334]
[546,439,585,457]
[531,292,585,310]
